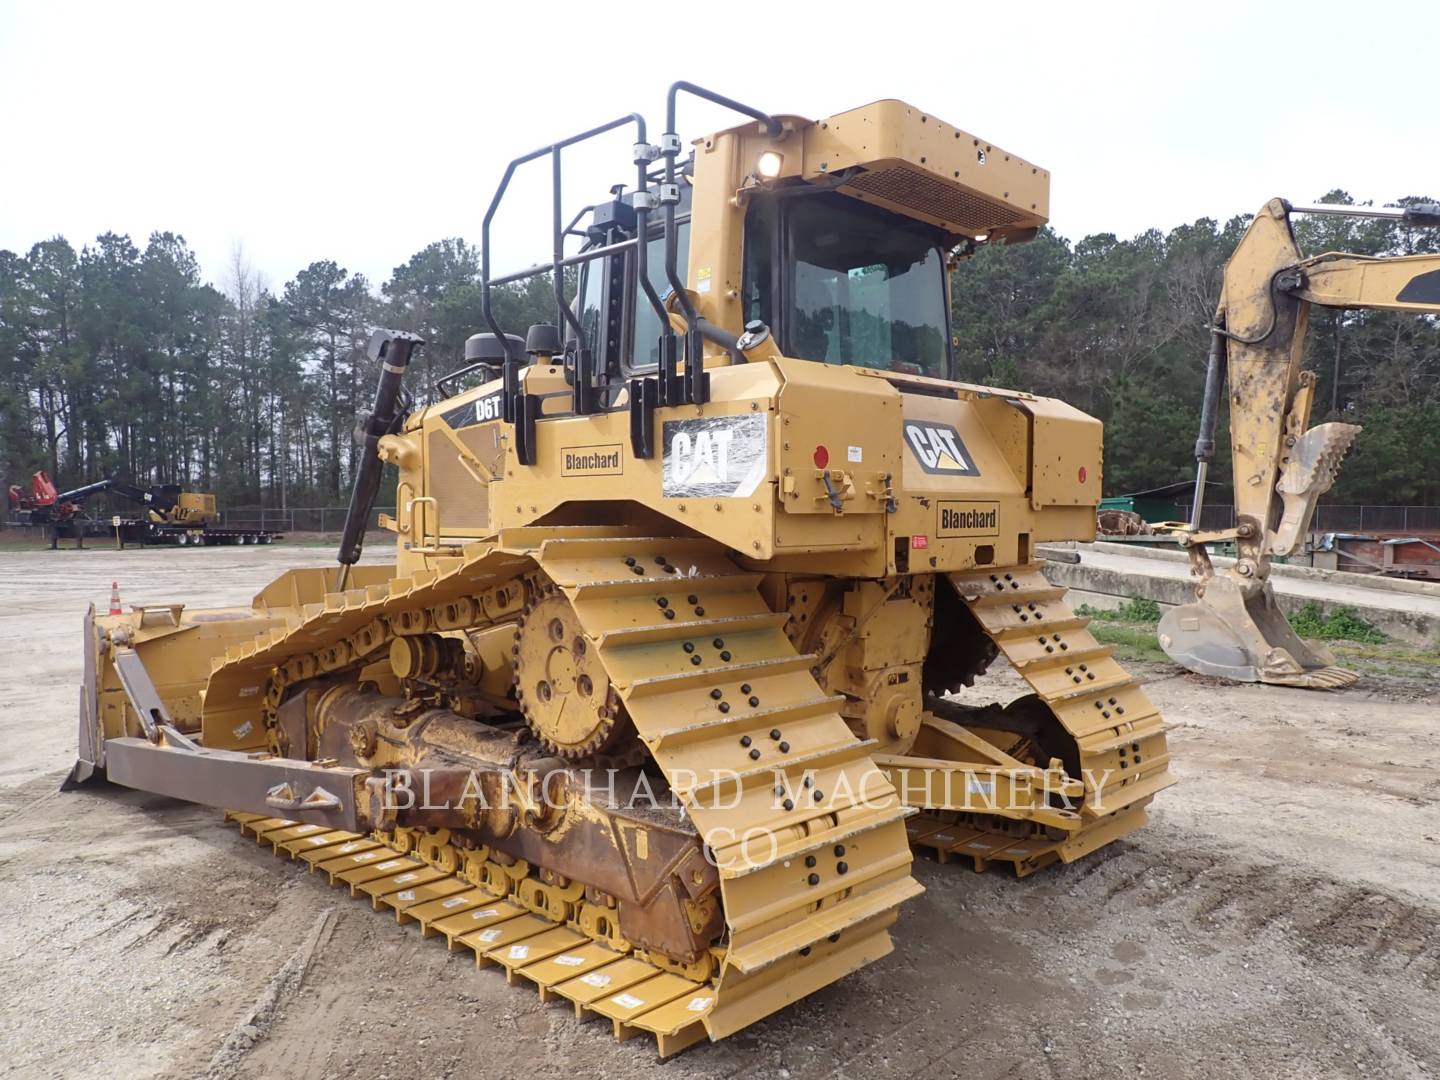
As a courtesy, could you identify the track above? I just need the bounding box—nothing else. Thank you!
[227,812,719,1057]
[907,564,1175,875]
[201,527,922,1051]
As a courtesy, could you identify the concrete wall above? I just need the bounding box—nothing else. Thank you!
[1038,543,1439,648]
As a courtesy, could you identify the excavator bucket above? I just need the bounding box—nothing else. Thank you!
[1161,418,1362,690]
[1158,577,1358,689]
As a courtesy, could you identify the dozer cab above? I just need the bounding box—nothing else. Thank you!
[73,84,1173,1055]
[1161,198,1440,688]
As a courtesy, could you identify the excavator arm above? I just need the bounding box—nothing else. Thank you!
[1160,198,1440,688]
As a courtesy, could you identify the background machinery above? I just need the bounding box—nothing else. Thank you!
[6,470,278,547]
[1161,199,1440,687]
[71,85,1174,1054]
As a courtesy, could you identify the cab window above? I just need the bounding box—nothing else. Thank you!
[743,193,951,378]
[627,219,690,370]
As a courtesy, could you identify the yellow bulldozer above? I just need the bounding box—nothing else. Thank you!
[72,84,1175,1055]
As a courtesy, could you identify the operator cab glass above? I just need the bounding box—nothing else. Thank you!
[628,221,689,369]
[744,192,952,378]
[573,187,691,376]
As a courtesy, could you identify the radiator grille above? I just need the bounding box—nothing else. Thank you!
[426,429,490,532]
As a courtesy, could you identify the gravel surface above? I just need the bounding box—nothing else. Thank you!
[0,546,1436,1079]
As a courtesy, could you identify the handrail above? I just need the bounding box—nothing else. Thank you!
[479,113,647,422]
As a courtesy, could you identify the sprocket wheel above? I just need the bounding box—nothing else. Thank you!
[514,578,633,758]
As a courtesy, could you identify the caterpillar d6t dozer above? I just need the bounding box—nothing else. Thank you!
[1161,198,1440,688]
[72,84,1174,1056]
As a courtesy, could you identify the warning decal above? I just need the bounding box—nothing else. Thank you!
[662,413,768,499]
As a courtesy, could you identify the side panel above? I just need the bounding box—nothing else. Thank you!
[1021,398,1103,510]
[774,360,901,517]
[889,392,1028,571]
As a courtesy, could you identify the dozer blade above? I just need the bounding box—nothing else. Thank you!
[1158,579,1359,690]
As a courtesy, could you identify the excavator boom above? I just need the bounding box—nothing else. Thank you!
[1160,198,1440,687]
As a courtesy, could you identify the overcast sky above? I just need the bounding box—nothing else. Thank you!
[2,0,1434,296]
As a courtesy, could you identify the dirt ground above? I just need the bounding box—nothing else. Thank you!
[0,545,1436,1080]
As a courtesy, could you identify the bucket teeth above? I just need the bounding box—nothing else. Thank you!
[1266,665,1361,690]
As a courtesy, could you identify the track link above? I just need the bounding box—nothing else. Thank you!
[535,534,922,1039]
[227,812,717,1058]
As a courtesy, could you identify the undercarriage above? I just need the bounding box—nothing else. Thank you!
[81,527,1172,1055]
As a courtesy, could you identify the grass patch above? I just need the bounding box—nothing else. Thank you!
[1076,597,1162,624]
[1072,595,1433,683]
[1326,638,1440,683]
[1286,602,1388,644]
[1087,622,1170,663]
[1073,597,1167,662]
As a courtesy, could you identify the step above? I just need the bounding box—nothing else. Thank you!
[1010,641,1114,673]
[537,535,723,562]
[968,584,1067,609]
[1082,764,1177,818]
[687,739,878,802]
[1082,722,1170,755]
[723,805,914,880]
[571,572,764,602]
[1044,672,1137,704]
[988,614,1091,641]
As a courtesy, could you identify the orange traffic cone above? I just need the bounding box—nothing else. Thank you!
[108,580,123,616]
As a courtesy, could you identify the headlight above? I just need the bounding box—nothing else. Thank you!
[756,151,783,179]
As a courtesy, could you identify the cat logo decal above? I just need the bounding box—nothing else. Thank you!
[903,421,981,476]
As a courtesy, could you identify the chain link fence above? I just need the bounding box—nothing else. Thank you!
[216,506,397,535]
[1195,504,1439,533]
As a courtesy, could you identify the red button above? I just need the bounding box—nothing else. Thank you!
[1078,466,1088,484]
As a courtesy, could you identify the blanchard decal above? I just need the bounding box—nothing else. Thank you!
[440,389,504,430]
[937,500,1000,537]
[561,443,623,477]
[903,420,981,476]
[662,414,768,499]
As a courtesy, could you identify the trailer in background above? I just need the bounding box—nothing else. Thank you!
[41,516,282,549]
